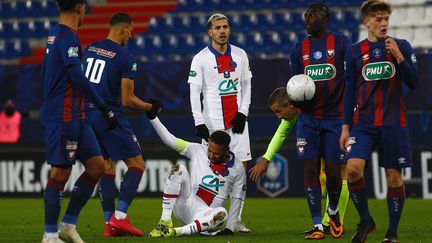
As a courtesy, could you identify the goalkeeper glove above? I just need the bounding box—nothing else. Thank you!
[229,112,246,134]
[195,124,209,141]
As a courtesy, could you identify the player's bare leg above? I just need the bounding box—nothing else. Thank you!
[107,155,145,236]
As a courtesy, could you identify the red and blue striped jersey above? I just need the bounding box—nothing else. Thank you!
[290,33,351,119]
[83,39,137,113]
[40,24,84,122]
[343,37,419,127]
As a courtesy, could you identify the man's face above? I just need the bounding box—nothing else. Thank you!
[304,7,327,35]
[364,12,390,40]
[270,102,297,121]
[208,19,230,46]
[121,23,133,46]
[207,141,229,164]
[77,3,86,27]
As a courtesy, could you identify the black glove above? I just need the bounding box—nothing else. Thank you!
[217,228,233,235]
[229,112,246,134]
[195,124,209,141]
[146,99,163,120]
[100,104,117,130]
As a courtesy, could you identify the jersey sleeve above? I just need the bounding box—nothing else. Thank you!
[122,53,137,80]
[58,31,82,67]
[230,165,247,199]
[263,116,298,161]
[241,49,253,80]
[397,40,419,89]
[187,55,203,86]
[342,46,357,126]
[239,49,252,116]
[289,42,302,77]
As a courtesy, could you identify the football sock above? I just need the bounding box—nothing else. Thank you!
[326,179,341,212]
[387,185,405,234]
[116,167,143,218]
[322,195,330,226]
[98,173,116,222]
[176,220,201,235]
[44,178,65,233]
[304,179,322,226]
[63,172,98,225]
[348,177,371,221]
[339,180,349,224]
[160,176,182,221]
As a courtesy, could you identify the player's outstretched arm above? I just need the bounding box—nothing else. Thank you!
[121,78,162,116]
[249,117,297,181]
[148,117,190,154]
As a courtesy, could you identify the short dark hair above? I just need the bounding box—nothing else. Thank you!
[360,0,393,20]
[268,87,291,107]
[56,0,85,12]
[209,131,231,148]
[207,13,229,29]
[110,13,133,26]
[306,2,330,21]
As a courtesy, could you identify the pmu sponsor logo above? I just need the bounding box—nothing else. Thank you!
[362,61,395,81]
[218,78,239,95]
[304,63,336,82]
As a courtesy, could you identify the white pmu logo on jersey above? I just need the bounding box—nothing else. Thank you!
[66,140,78,161]
[296,138,307,155]
[346,137,356,153]
[362,61,395,81]
[68,46,79,57]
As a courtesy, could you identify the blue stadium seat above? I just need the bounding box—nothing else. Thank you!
[343,10,361,29]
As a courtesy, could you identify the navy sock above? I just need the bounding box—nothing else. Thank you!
[348,177,371,221]
[44,178,65,233]
[63,172,98,225]
[117,167,143,214]
[304,179,322,225]
[327,180,341,212]
[387,186,405,234]
[98,173,116,222]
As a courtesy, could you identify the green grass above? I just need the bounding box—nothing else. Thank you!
[0,198,430,242]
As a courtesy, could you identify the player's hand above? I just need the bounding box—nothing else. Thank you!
[249,158,270,182]
[385,38,404,63]
[195,124,209,141]
[216,228,233,235]
[339,124,350,152]
[230,112,247,134]
[101,104,118,131]
[146,99,163,120]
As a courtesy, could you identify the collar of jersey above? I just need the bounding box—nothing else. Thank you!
[207,43,231,57]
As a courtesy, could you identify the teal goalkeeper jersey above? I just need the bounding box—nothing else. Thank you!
[263,115,298,161]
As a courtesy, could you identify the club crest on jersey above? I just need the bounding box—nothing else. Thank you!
[346,137,356,153]
[373,48,382,58]
[313,51,322,60]
[304,63,336,81]
[66,140,78,161]
[296,138,307,156]
[223,70,230,78]
[230,61,237,68]
[68,47,79,57]
[327,49,334,57]
[362,61,395,81]
[47,36,55,44]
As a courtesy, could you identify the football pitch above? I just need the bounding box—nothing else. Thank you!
[1,198,430,242]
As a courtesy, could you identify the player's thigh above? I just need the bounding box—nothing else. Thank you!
[378,126,413,169]
[100,113,142,161]
[77,119,103,163]
[227,123,251,162]
[42,121,81,166]
[321,119,345,165]
[296,114,320,160]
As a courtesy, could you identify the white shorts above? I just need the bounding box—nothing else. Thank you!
[206,122,251,162]
[173,194,214,225]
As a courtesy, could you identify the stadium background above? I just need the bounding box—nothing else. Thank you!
[0,0,432,200]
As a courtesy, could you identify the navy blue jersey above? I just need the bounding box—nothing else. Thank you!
[40,24,85,122]
[290,33,351,119]
[343,37,419,127]
[83,39,137,112]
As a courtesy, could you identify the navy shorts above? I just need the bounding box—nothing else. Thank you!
[345,123,413,168]
[296,113,345,164]
[42,119,102,166]
[87,110,141,161]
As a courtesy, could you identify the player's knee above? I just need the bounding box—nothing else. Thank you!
[126,155,145,170]
[50,165,72,182]
[85,156,105,179]
[347,165,361,181]
[386,171,403,187]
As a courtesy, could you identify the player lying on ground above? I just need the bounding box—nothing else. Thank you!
[146,110,246,237]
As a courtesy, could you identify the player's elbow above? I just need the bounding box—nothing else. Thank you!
[121,97,134,108]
